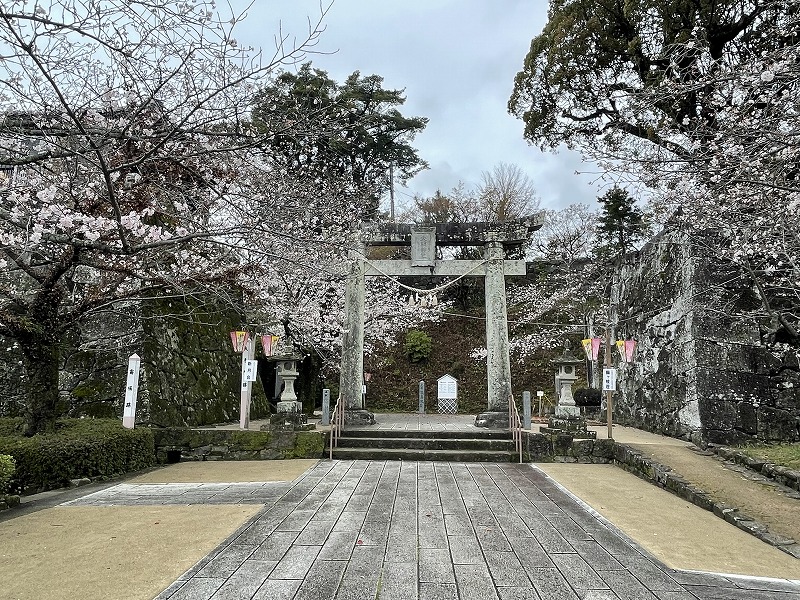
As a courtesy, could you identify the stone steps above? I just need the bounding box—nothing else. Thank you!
[330,447,517,462]
[341,429,509,440]
[337,436,514,451]
[329,428,517,462]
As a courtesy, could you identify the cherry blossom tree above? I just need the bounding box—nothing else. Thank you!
[506,262,605,359]
[530,203,597,266]
[248,222,449,373]
[638,9,800,342]
[510,0,799,343]
[0,0,348,434]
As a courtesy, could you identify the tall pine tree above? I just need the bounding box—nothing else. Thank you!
[595,187,650,260]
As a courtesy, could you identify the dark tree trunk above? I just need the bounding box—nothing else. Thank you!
[18,285,66,436]
[21,337,61,436]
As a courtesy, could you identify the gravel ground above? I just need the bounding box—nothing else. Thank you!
[0,460,316,600]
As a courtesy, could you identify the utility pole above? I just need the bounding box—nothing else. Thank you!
[604,327,613,440]
[389,162,395,221]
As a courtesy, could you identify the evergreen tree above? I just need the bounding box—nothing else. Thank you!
[252,63,428,215]
[595,187,650,259]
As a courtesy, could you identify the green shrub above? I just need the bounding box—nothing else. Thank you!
[573,388,602,407]
[0,418,25,437]
[0,454,15,494]
[404,329,433,363]
[0,418,155,494]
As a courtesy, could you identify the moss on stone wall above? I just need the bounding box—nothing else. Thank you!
[2,291,270,429]
[142,294,269,427]
[281,431,325,458]
[230,430,273,451]
[153,427,325,461]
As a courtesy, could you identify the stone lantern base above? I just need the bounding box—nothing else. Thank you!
[474,411,510,429]
[277,400,303,413]
[344,409,376,426]
[541,414,596,439]
[555,405,581,418]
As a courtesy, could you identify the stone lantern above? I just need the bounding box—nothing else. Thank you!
[276,357,302,414]
[551,351,583,418]
[542,345,596,440]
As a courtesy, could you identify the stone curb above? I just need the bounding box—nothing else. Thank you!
[708,445,800,493]
[0,493,21,511]
[614,443,800,559]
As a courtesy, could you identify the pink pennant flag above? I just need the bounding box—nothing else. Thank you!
[624,339,637,362]
[591,338,601,360]
[581,338,602,360]
[616,339,637,362]
[230,331,250,353]
[260,334,272,356]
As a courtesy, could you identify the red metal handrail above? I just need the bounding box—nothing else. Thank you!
[329,396,345,460]
[508,394,523,464]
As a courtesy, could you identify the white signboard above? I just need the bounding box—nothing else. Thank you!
[123,354,141,429]
[437,374,458,399]
[240,338,255,430]
[602,368,617,392]
[242,359,258,383]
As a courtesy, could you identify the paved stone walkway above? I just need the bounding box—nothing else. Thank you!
[64,461,800,599]
[62,481,293,506]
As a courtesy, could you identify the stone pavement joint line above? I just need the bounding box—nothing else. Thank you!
[65,461,800,599]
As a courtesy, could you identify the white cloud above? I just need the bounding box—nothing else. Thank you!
[235,0,603,212]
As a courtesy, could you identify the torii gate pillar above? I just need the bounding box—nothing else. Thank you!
[484,239,512,412]
[340,240,375,425]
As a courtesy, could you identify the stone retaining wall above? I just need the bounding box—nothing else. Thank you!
[523,431,616,463]
[152,428,326,462]
[0,295,270,428]
[613,227,800,445]
[154,429,617,464]
[710,446,800,493]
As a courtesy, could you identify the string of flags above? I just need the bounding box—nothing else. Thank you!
[581,338,637,362]
[229,330,281,356]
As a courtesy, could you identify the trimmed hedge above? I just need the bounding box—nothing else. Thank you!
[0,418,154,494]
[0,417,25,437]
[0,454,15,493]
[574,388,602,407]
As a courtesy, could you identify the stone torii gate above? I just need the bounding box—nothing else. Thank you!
[339,215,543,426]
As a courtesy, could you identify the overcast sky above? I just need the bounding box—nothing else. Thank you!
[233,0,601,212]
